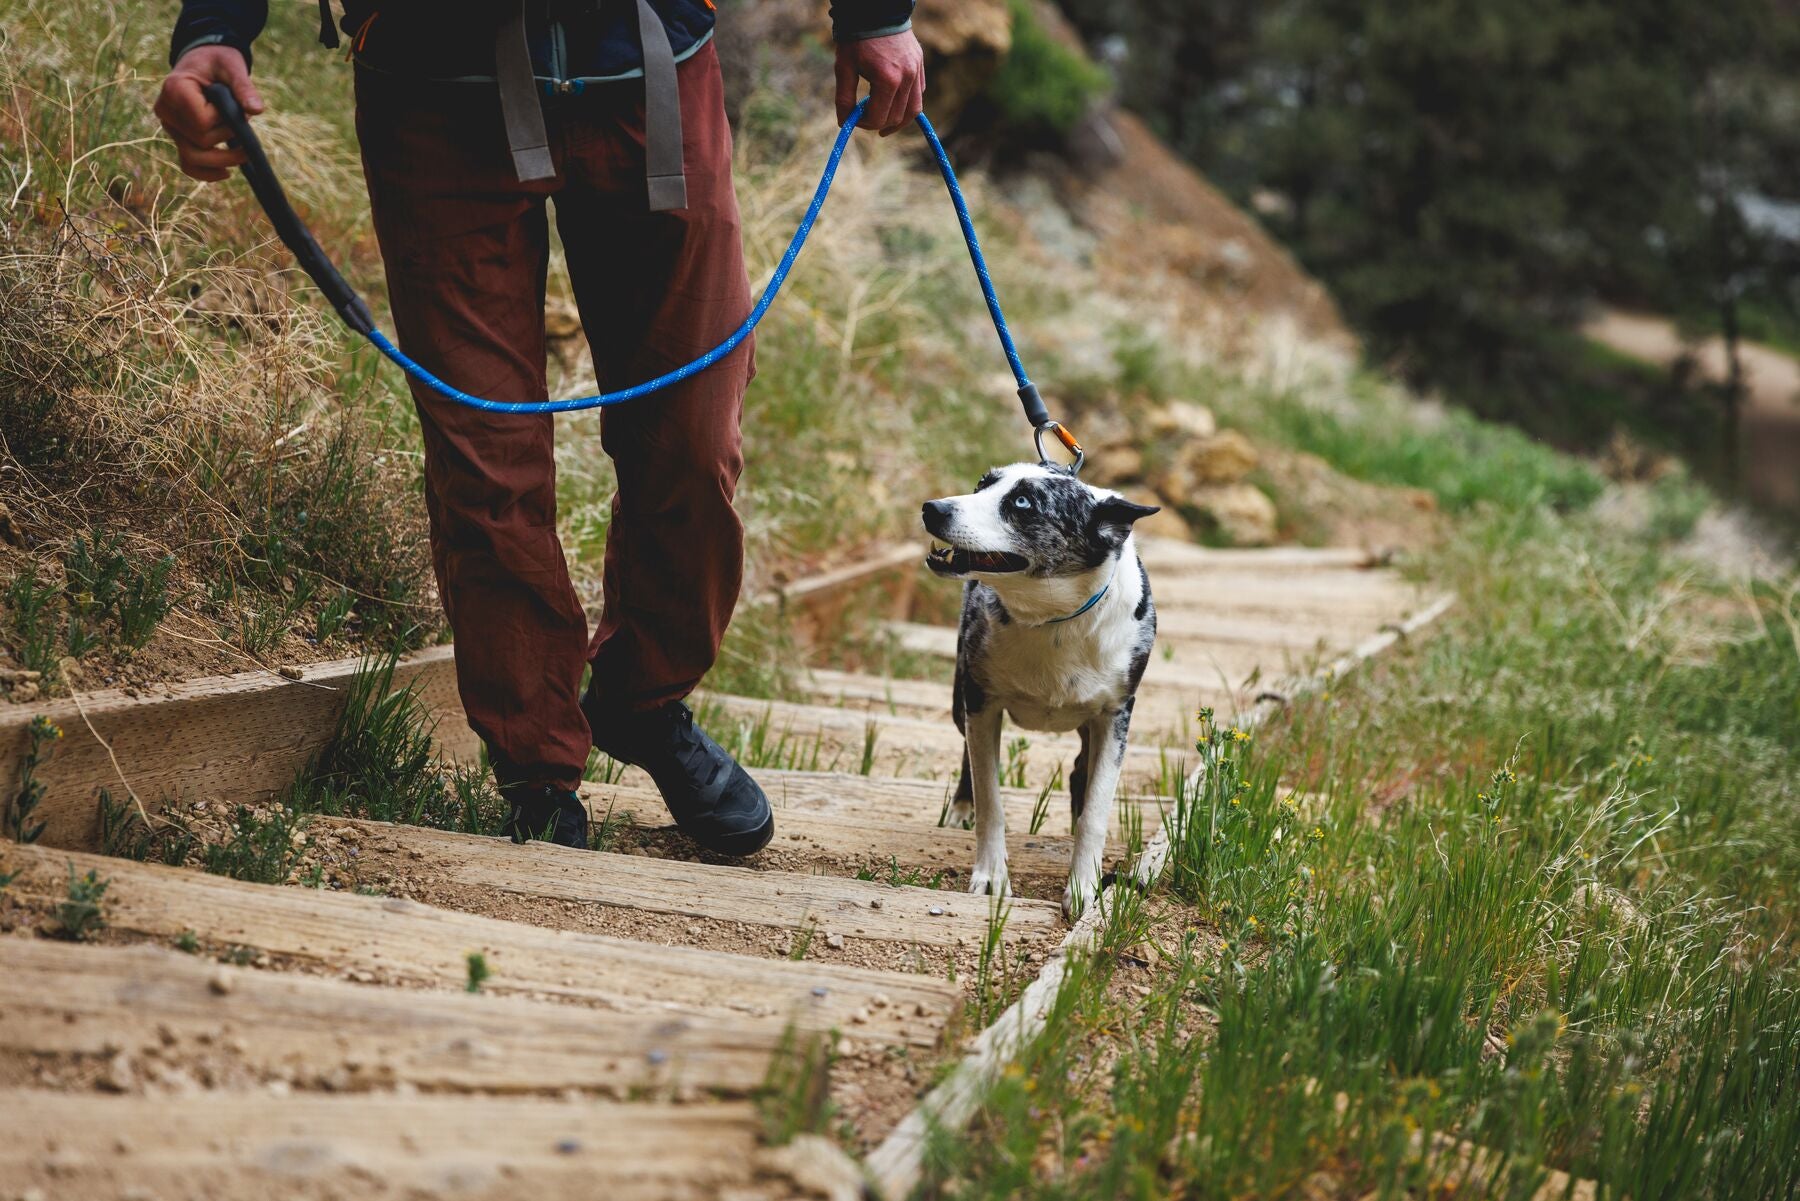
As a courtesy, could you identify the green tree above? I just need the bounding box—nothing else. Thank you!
[1057,0,1798,464]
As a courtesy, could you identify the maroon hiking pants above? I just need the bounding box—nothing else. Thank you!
[355,42,752,792]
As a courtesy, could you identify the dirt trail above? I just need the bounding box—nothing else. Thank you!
[1584,309,1800,512]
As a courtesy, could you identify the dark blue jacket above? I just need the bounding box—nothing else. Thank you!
[172,1,916,84]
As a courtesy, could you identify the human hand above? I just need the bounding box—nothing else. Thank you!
[154,45,265,182]
[834,30,926,137]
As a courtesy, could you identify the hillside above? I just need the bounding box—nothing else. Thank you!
[0,0,1417,701]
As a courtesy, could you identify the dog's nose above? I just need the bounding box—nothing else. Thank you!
[921,500,952,535]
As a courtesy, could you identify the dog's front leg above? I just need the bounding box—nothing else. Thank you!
[964,703,1010,897]
[1065,707,1130,919]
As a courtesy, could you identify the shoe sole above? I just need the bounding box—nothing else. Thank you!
[682,811,774,858]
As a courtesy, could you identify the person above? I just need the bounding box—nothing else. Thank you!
[155,2,925,854]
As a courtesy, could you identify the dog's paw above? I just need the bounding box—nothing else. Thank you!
[1062,874,1101,922]
[945,798,974,829]
[967,854,1011,898]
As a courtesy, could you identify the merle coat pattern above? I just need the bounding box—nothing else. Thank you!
[920,463,1158,918]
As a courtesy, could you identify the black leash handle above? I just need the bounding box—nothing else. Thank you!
[202,82,376,337]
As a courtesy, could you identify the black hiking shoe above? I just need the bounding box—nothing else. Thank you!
[499,782,590,849]
[585,698,774,857]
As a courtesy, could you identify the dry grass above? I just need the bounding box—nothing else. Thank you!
[0,5,431,692]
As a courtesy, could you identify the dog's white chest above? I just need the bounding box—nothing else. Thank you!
[981,617,1138,733]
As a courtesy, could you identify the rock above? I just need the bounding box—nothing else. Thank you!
[825,933,846,951]
[0,666,41,684]
[1124,490,1192,542]
[9,680,39,704]
[1145,401,1217,441]
[543,298,583,340]
[207,970,234,996]
[912,0,1012,129]
[1155,430,1260,498]
[1180,483,1279,547]
[1084,444,1144,486]
[277,665,304,681]
[755,1133,865,1201]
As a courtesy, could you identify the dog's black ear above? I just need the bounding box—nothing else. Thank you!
[1092,495,1161,534]
[1090,495,1160,547]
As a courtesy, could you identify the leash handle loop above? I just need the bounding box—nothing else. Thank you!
[203,82,375,337]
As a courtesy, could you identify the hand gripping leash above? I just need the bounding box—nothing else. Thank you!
[202,83,1083,472]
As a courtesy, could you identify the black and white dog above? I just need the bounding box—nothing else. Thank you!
[921,463,1159,919]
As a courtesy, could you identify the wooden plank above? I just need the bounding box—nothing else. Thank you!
[335,819,1062,947]
[1148,608,1388,649]
[1152,568,1421,605]
[697,692,1191,785]
[770,542,923,605]
[877,621,1312,696]
[794,669,1232,736]
[0,846,959,1048]
[0,1090,858,1201]
[1135,538,1384,571]
[583,780,1110,878]
[749,769,1167,834]
[1,647,471,849]
[796,668,954,720]
[0,939,786,1097]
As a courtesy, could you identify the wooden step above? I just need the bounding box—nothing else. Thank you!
[334,819,1062,947]
[0,1090,846,1201]
[0,939,785,1097]
[697,693,1190,786]
[1152,568,1422,609]
[797,668,954,720]
[1135,538,1383,571]
[877,621,1300,695]
[794,668,1232,735]
[0,647,467,848]
[582,780,1112,879]
[0,845,958,1048]
[746,769,1167,833]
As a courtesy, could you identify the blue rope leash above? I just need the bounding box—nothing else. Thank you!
[207,85,1082,464]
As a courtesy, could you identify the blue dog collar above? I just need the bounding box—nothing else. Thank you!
[1042,559,1121,626]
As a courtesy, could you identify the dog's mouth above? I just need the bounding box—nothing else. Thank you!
[927,542,1030,576]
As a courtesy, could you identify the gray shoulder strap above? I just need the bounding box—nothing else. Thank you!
[634,0,688,211]
[498,2,555,182]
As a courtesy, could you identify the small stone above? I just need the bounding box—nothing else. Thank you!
[208,970,234,996]
[928,906,944,917]
[277,665,304,681]
[9,680,40,703]
[810,986,829,998]
[870,994,890,1009]
[555,1138,582,1155]
[646,1049,669,1066]
[1146,400,1217,441]
[825,933,845,950]
[868,899,882,910]
[100,1052,133,1093]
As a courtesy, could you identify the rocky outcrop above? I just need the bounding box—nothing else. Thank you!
[911,0,1012,129]
[1077,400,1280,546]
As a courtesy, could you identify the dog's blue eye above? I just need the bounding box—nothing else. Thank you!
[1012,495,1031,510]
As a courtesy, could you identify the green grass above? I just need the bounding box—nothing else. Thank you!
[983,0,1111,140]
[52,863,109,941]
[1251,383,1607,515]
[922,503,1800,1200]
